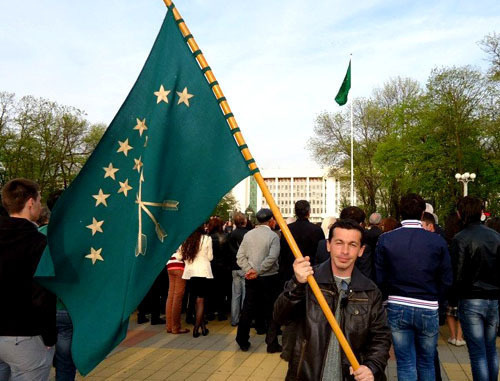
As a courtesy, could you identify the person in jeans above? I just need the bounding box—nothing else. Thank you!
[0,179,56,380]
[375,193,452,381]
[166,252,189,334]
[451,196,499,381]
[227,212,249,326]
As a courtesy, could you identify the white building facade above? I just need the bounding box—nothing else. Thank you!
[232,167,352,223]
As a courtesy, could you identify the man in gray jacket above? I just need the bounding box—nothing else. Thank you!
[236,208,281,353]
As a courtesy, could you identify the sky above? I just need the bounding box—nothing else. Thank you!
[1,0,499,169]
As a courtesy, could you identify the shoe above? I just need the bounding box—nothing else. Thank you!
[193,326,200,338]
[455,339,466,346]
[202,327,209,336]
[218,314,228,321]
[137,314,149,324]
[172,329,190,334]
[151,318,166,325]
[447,337,456,345]
[231,322,238,327]
[267,343,283,353]
[255,329,266,335]
[238,342,251,352]
[166,329,172,333]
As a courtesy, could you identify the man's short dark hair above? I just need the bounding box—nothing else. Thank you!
[400,193,425,220]
[422,212,435,226]
[294,200,310,219]
[256,208,273,223]
[47,189,64,211]
[1,178,40,214]
[328,219,365,245]
[340,206,366,224]
[457,196,483,226]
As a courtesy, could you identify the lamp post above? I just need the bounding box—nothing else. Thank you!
[0,162,6,187]
[455,172,476,197]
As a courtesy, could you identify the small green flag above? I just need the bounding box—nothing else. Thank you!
[38,9,250,375]
[335,60,351,106]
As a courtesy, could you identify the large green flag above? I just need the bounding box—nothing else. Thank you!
[335,60,351,106]
[39,8,250,375]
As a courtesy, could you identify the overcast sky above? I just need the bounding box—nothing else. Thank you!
[1,1,499,168]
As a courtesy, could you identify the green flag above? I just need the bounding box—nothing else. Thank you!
[39,9,250,375]
[335,60,351,106]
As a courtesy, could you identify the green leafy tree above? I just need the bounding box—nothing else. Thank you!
[0,92,105,198]
[212,192,238,221]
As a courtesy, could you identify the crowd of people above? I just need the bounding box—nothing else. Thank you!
[0,177,499,381]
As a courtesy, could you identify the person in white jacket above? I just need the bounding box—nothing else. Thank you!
[181,225,213,337]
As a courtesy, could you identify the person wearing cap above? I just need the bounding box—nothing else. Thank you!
[235,208,282,353]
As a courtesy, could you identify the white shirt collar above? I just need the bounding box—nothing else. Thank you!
[401,219,423,228]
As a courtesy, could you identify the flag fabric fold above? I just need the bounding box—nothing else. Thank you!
[335,60,351,106]
[39,8,250,375]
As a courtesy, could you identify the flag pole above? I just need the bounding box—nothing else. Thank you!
[162,0,360,371]
[350,54,354,205]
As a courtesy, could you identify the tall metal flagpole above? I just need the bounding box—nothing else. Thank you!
[350,54,354,205]
[162,0,361,371]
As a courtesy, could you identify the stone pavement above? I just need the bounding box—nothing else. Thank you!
[52,314,499,381]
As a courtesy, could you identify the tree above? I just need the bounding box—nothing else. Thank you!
[0,92,105,198]
[374,67,500,219]
[308,77,421,215]
[480,32,500,81]
[212,192,238,220]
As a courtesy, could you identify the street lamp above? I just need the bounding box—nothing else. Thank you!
[0,162,6,187]
[455,172,476,196]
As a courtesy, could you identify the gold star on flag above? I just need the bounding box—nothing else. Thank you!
[133,157,143,173]
[176,87,194,107]
[103,163,119,180]
[154,85,170,104]
[93,189,110,207]
[133,118,148,137]
[85,247,104,265]
[117,139,133,156]
[118,179,133,197]
[86,217,104,236]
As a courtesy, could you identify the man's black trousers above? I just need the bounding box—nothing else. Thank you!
[236,274,280,347]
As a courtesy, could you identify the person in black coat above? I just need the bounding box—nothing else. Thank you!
[278,200,325,284]
[278,200,325,361]
[0,179,56,380]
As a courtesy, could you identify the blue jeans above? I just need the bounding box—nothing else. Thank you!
[54,310,76,381]
[387,304,439,381]
[231,270,246,325]
[0,335,54,381]
[459,299,499,381]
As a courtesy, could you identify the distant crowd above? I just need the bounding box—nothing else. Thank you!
[0,177,499,381]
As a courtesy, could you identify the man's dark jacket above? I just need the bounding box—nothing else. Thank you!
[279,218,325,282]
[0,216,56,346]
[227,227,249,271]
[451,222,500,300]
[274,260,391,381]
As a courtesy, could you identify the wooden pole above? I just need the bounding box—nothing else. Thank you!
[162,0,360,371]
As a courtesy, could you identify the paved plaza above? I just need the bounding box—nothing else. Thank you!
[53,313,500,381]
